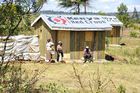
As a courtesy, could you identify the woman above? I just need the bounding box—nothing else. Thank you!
[46,39,54,62]
[57,41,63,62]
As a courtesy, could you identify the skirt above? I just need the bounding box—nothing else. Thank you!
[46,50,51,60]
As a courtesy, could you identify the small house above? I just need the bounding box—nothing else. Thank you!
[31,14,112,61]
[100,16,123,45]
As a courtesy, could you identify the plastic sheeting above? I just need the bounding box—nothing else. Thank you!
[0,35,40,62]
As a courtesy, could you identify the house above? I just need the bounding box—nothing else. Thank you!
[31,14,112,61]
[100,16,123,45]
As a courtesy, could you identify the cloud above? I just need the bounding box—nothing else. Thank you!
[127,5,140,12]
[41,0,140,13]
[103,6,110,9]
[98,0,116,3]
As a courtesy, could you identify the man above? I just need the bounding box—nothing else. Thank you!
[46,39,54,62]
[83,46,93,63]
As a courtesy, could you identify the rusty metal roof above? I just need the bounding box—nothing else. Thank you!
[31,14,113,31]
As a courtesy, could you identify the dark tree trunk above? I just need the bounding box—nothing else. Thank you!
[77,4,80,14]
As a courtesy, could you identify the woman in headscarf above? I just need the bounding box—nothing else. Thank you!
[46,38,54,62]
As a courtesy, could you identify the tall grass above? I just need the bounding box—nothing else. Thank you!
[71,63,119,93]
[106,46,140,64]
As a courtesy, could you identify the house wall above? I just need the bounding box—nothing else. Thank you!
[33,19,56,56]
[106,26,120,44]
[58,31,105,60]
[57,30,70,59]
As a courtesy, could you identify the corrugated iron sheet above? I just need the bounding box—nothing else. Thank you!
[31,14,113,31]
[99,15,123,26]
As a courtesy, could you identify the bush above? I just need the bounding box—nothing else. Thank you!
[105,37,111,46]
[39,83,68,93]
[130,31,138,37]
[118,85,126,93]
[136,47,140,57]
[0,62,46,93]
[136,19,140,23]
[46,83,68,93]
[129,24,140,30]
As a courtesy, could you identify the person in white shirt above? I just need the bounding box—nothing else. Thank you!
[46,39,54,62]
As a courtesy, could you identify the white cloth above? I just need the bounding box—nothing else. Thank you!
[46,42,54,50]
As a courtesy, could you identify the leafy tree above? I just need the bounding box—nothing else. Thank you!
[0,0,46,36]
[0,4,23,35]
[132,7,139,22]
[116,3,130,28]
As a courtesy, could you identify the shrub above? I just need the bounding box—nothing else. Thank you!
[136,47,140,57]
[129,24,140,30]
[136,19,140,23]
[0,62,46,93]
[46,83,68,93]
[105,37,111,47]
[130,31,138,37]
[118,85,126,93]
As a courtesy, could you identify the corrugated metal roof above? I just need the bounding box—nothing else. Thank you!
[31,14,113,31]
[99,15,123,26]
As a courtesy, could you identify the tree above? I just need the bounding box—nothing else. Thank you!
[82,0,91,14]
[0,0,46,72]
[59,0,81,14]
[0,4,23,35]
[132,7,139,22]
[58,0,90,14]
[116,3,130,28]
[0,0,46,36]
[0,1,47,92]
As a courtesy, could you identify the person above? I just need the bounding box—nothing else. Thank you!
[83,46,93,63]
[46,38,54,62]
[57,41,63,62]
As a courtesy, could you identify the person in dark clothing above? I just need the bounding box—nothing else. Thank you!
[57,41,63,62]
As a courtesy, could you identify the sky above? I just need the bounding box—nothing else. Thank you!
[41,0,140,13]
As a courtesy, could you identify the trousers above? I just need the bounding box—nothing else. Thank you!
[57,50,63,62]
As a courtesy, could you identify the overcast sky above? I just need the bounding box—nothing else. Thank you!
[41,0,140,13]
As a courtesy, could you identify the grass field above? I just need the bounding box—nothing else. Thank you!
[18,36,140,93]
[21,61,140,93]
[16,27,140,93]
